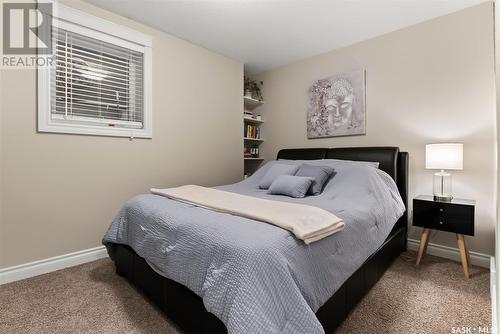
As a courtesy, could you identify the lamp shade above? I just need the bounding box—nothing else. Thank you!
[425,143,463,170]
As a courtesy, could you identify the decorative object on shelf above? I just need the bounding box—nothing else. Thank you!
[256,115,262,120]
[425,143,463,202]
[244,76,264,101]
[244,116,264,125]
[307,69,365,138]
[244,147,260,158]
[251,147,259,157]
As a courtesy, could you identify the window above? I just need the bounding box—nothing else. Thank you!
[38,5,152,138]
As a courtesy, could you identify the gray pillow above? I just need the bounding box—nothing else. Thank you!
[295,164,336,195]
[267,175,314,198]
[259,164,300,189]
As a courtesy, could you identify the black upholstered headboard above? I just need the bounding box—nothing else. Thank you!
[276,146,409,208]
[276,148,328,160]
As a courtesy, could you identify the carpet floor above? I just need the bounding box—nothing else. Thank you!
[0,251,491,334]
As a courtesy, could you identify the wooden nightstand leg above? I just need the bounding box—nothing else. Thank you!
[463,238,471,268]
[416,228,430,266]
[456,234,469,279]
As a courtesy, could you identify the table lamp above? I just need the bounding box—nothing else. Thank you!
[425,143,463,202]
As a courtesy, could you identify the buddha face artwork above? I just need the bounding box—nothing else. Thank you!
[307,70,365,138]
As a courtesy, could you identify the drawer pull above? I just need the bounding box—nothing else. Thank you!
[439,221,444,225]
[439,208,444,212]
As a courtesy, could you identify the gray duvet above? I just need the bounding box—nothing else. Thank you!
[103,159,405,334]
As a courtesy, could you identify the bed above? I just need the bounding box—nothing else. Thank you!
[103,146,408,333]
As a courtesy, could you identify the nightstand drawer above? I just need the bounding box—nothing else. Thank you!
[413,199,474,236]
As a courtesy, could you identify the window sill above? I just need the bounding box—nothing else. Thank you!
[37,123,152,139]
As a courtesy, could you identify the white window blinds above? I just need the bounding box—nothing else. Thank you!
[51,27,145,129]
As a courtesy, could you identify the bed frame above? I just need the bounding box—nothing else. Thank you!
[110,146,408,333]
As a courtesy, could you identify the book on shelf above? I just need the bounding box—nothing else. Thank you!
[244,147,252,158]
[244,124,261,139]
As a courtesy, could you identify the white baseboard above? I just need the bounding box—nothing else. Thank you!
[0,246,108,285]
[407,238,491,268]
[491,257,497,333]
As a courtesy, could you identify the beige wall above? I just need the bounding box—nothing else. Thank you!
[255,2,496,255]
[0,0,243,267]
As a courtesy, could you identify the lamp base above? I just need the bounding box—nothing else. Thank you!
[433,195,453,202]
[433,170,453,203]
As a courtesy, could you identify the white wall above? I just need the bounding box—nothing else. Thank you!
[0,0,243,268]
[255,2,496,255]
[494,0,500,328]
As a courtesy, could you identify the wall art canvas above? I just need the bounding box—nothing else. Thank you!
[307,69,366,138]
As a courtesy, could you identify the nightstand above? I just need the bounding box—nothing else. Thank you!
[413,195,475,279]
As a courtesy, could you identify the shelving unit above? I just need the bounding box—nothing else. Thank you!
[243,96,265,177]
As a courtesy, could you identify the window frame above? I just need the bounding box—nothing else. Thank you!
[37,4,153,138]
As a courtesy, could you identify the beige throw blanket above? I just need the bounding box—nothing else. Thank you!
[151,185,344,244]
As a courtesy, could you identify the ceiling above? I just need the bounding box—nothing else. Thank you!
[85,0,486,74]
